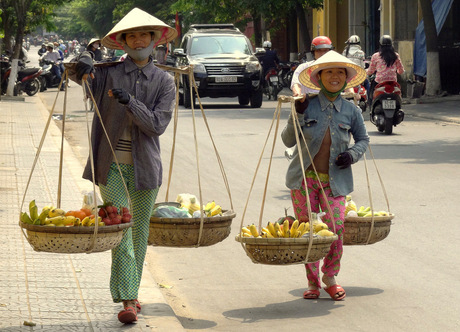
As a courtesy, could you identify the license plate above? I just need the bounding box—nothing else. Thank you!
[382,100,396,109]
[215,76,237,83]
[269,76,279,82]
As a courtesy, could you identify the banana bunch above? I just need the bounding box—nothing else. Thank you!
[203,201,222,217]
[345,195,358,216]
[239,220,335,239]
[357,206,390,217]
[81,216,103,227]
[20,200,53,225]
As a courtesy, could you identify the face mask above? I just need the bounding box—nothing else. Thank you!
[123,40,154,61]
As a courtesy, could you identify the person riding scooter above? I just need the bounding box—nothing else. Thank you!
[40,43,64,90]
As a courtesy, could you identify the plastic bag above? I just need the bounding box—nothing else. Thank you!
[152,205,192,218]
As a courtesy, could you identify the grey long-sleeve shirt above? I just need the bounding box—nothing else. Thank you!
[73,55,176,190]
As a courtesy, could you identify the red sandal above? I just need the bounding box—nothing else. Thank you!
[118,301,138,324]
[303,289,320,299]
[324,284,346,301]
[134,299,141,313]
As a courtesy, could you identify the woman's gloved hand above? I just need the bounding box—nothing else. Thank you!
[111,88,131,104]
[335,152,353,169]
[294,95,309,114]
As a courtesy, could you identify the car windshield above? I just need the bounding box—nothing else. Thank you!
[190,36,251,56]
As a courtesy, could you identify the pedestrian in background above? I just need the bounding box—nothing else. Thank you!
[72,7,177,324]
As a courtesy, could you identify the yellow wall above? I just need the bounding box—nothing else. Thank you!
[312,0,348,49]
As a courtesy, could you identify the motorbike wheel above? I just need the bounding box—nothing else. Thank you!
[38,77,47,92]
[384,119,393,135]
[25,78,40,96]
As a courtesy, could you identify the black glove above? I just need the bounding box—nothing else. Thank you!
[75,51,94,81]
[111,88,130,104]
[295,96,309,114]
[335,152,353,169]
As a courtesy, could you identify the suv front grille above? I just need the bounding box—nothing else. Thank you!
[205,64,245,75]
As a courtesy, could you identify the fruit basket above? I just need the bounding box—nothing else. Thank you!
[343,214,394,245]
[19,220,133,254]
[149,209,235,247]
[236,234,338,265]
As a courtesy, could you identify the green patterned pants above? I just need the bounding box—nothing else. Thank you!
[99,162,159,303]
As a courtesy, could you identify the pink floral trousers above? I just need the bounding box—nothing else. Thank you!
[290,171,346,288]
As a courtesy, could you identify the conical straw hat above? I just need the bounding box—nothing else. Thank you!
[87,38,101,48]
[299,50,367,90]
[101,7,178,50]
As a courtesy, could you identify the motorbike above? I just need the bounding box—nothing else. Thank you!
[263,67,283,100]
[38,59,62,91]
[369,81,404,135]
[1,57,42,96]
[342,83,368,113]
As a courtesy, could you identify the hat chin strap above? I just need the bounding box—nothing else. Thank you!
[318,80,347,98]
[123,40,155,61]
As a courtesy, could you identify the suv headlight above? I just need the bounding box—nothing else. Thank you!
[246,61,260,73]
[191,63,206,74]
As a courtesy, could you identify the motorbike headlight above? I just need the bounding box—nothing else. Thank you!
[246,61,260,73]
[191,63,206,74]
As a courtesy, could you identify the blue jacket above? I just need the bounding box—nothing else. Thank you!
[281,92,369,196]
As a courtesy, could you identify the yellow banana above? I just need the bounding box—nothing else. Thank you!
[210,205,222,216]
[274,223,281,237]
[204,201,216,212]
[314,222,328,233]
[63,216,76,226]
[296,222,307,236]
[267,222,276,237]
[242,232,252,237]
[46,216,66,225]
[188,197,200,215]
[48,208,66,218]
[81,216,91,226]
[249,224,259,237]
[38,208,51,225]
[290,220,299,236]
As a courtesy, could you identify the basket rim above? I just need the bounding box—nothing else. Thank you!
[345,213,395,223]
[150,210,236,224]
[235,234,337,245]
[19,220,133,234]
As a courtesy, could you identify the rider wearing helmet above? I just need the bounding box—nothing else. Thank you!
[291,36,334,97]
[260,40,280,79]
[366,34,404,104]
[342,34,369,98]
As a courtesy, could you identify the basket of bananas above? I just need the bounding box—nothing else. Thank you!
[235,216,338,265]
[19,200,134,254]
[149,197,236,247]
[343,197,395,245]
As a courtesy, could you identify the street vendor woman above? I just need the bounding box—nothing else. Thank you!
[281,51,369,301]
[70,8,177,323]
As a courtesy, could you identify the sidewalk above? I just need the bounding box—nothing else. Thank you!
[0,95,185,331]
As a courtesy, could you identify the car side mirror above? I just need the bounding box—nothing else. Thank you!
[173,48,186,57]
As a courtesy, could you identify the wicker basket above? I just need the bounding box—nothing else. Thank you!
[343,214,394,245]
[235,234,338,265]
[19,220,133,253]
[148,210,236,247]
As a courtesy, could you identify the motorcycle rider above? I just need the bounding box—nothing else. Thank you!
[366,35,404,104]
[38,43,47,57]
[342,35,370,97]
[260,41,280,79]
[41,43,64,90]
[291,36,334,98]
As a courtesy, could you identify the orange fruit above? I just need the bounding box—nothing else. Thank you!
[65,210,75,217]
[74,210,86,220]
[80,208,92,216]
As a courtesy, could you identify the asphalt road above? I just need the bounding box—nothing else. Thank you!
[31,46,460,332]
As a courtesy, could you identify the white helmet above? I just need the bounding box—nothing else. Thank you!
[263,41,272,48]
[346,35,360,44]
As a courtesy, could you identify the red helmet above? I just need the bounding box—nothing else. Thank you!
[311,36,334,52]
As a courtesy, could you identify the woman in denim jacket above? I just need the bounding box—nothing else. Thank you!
[281,51,369,301]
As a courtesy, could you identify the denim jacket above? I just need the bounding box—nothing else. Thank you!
[281,92,369,196]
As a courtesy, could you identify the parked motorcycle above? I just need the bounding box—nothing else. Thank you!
[1,57,42,96]
[369,81,404,135]
[263,67,282,100]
